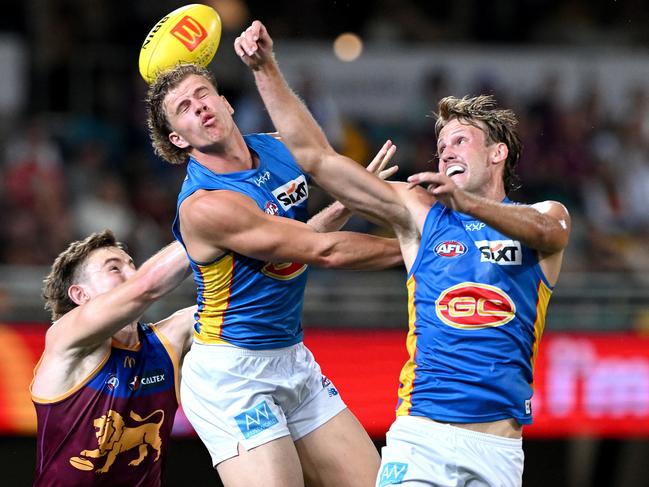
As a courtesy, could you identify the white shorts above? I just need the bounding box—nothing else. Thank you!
[377,416,524,487]
[180,341,347,467]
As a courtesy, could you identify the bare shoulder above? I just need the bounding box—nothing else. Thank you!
[153,306,197,359]
[393,182,436,231]
[181,190,257,230]
[531,200,570,216]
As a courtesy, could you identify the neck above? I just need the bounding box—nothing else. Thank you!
[190,131,255,173]
[113,321,140,347]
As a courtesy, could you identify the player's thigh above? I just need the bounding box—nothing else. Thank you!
[217,436,304,487]
[295,408,380,487]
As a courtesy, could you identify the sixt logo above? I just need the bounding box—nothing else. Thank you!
[234,401,279,439]
[435,282,516,329]
[170,16,207,52]
[434,240,466,258]
[272,175,308,210]
[379,462,409,486]
[475,239,522,265]
[254,171,271,187]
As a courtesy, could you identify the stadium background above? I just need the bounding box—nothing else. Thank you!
[1,0,649,485]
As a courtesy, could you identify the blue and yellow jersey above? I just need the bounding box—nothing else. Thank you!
[172,134,309,350]
[397,199,552,425]
[31,323,179,486]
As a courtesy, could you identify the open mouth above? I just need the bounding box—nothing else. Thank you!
[445,165,465,177]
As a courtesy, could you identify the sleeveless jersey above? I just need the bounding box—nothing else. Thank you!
[396,200,553,425]
[172,134,310,350]
[32,323,179,487]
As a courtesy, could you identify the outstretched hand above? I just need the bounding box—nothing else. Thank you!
[368,140,399,180]
[234,20,274,70]
[407,171,468,211]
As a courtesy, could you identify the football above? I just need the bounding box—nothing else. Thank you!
[139,4,222,84]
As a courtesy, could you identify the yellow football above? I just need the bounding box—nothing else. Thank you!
[139,4,222,84]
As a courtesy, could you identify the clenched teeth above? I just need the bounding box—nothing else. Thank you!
[446,165,465,177]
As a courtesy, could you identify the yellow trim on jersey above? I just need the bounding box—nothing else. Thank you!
[396,275,418,417]
[195,254,235,344]
[530,279,552,375]
[151,324,181,405]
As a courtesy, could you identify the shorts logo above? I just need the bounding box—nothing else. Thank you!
[272,175,308,210]
[436,282,516,329]
[434,240,466,258]
[379,462,408,486]
[234,401,279,439]
[170,16,208,52]
[322,376,339,397]
[475,239,522,265]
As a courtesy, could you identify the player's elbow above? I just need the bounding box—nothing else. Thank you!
[129,273,166,303]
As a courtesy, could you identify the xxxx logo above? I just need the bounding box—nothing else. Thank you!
[436,282,516,329]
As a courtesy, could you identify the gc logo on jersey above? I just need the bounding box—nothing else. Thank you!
[434,240,467,258]
[435,282,516,329]
[475,239,522,265]
[272,175,308,210]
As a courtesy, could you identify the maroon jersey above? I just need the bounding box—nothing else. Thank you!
[31,323,179,486]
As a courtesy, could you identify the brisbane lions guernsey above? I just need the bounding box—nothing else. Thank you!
[396,199,553,425]
[172,134,310,350]
[31,323,179,487]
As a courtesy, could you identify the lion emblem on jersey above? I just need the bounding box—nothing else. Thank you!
[75,409,164,473]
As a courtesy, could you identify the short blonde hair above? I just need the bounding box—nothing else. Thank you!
[145,63,218,165]
[433,95,522,192]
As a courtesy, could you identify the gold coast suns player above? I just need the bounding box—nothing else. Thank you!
[145,63,403,487]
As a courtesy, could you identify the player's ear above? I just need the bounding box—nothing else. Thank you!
[169,131,190,149]
[491,142,508,165]
[222,96,234,115]
[68,284,90,306]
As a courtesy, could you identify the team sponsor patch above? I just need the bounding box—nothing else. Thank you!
[129,369,166,392]
[464,221,486,232]
[435,282,516,329]
[379,462,409,486]
[272,175,308,210]
[434,240,467,258]
[234,401,279,439]
[475,239,522,265]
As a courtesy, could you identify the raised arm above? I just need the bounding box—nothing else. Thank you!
[307,140,399,232]
[234,21,412,231]
[408,171,571,283]
[47,241,191,352]
[180,190,402,271]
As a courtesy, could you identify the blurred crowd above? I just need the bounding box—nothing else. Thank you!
[0,0,648,274]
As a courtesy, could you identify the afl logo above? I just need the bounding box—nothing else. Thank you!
[264,202,279,215]
[434,241,467,258]
[435,282,515,329]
